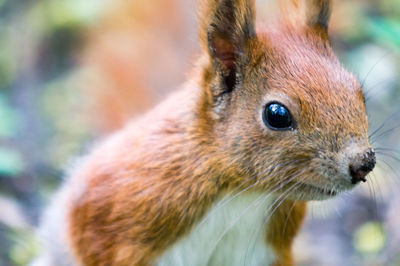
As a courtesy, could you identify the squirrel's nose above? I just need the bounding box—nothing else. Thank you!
[349,149,376,184]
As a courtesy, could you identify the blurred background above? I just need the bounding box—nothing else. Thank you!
[0,0,399,265]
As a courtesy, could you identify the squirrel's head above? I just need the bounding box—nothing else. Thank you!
[199,0,376,200]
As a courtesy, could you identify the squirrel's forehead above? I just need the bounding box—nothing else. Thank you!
[257,37,362,99]
[254,29,365,115]
[253,27,369,136]
[259,54,362,101]
[256,57,366,127]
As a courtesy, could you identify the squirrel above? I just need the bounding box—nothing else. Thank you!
[34,0,377,265]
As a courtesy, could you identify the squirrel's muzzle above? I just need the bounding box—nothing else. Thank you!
[349,149,376,184]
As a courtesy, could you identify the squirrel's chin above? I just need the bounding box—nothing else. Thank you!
[295,192,339,201]
[285,182,350,201]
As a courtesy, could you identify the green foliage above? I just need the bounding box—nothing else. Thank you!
[0,95,20,138]
[8,228,41,266]
[0,26,16,90]
[367,17,400,51]
[0,148,23,177]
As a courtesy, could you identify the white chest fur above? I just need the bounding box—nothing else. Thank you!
[156,193,276,266]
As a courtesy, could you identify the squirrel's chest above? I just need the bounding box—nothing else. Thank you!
[155,193,276,266]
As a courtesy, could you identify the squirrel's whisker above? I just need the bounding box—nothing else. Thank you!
[375,151,400,164]
[204,193,269,264]
[196,159,309,231]
[244,175,310,265]
[206,170,308,265]
[361,51,393,89]
[371,123,400,143]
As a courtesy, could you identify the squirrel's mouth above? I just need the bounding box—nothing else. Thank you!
[286,182,339,200]
[301,183,337,196]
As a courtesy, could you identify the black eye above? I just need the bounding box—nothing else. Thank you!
[263,102,294,130]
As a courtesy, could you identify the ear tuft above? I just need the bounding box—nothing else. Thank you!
[200,0,255,68]
[281,0,331,34]
[306,0,331,31]
[199,0,256,93]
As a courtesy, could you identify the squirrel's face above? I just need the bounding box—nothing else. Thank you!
[223,28,375,200]
[200,0,376,200]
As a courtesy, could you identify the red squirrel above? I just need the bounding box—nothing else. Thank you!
[35,0,376,265]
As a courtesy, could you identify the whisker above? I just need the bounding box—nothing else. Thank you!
[368,173,379,219]
[361,51,392,89]
[376,151,400,164]
[374,147,399,153]
[364,78,397,102]
[243,174,310,265]
[204,193,269,265]
[195,159,309,230]
[333,198,342,218]
[369,121,389,139]
[205,167,309,265]
[369,109,400,145]
[371,123,400,143]
[281,200,298,239]
[376,159,400,187]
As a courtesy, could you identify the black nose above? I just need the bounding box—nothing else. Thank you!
[349,149,376,184]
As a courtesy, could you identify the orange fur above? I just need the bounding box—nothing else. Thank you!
[267,201,307,266]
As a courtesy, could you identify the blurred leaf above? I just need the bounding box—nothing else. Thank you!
[0,196,29,229]
[8,228,41,266]
[0,148,24,177]
[32,0,106,33]
[354,222,386,254]
[41,71,93,167]
[380,0,400,17]
[0,95,20,138]
[0,24,17,89]
[367,17,400,50]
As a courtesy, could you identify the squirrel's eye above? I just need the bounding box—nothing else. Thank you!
[263,102,293,130]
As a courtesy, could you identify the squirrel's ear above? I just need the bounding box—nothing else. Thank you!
[305,0,331,32]
[199,0,256,90]
[283,0,331,34]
